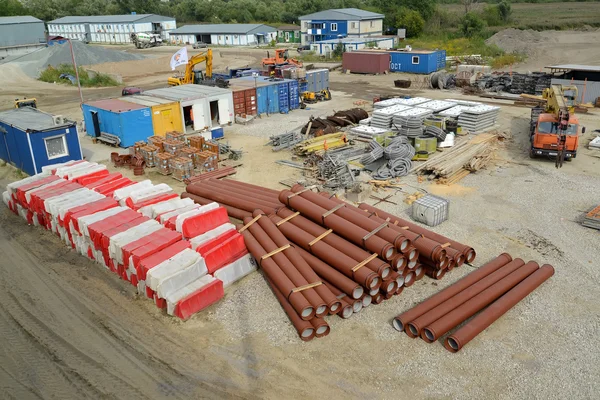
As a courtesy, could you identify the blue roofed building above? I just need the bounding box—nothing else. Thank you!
[298,8,384,45]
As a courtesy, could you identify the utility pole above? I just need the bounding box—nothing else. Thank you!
[68,39,84,106]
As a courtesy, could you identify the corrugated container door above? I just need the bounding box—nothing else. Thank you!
[278,82,289,113]
[245,88,257,115]
[288,80,300,110]
[267,84,279,114]
[232,88,246,116]
[299,81,308,93]
[152,104,183,137]
[256,86,268,114]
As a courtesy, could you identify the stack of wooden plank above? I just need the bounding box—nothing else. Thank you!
[413,131,508,185]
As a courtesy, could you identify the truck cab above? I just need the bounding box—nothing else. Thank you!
[530,113,581,159]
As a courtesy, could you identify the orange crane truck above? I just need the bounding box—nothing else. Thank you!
[529,84,585,168]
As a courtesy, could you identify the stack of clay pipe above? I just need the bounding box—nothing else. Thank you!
[393,253,554,352]
[183,178,284,221]
[182,181,479,340]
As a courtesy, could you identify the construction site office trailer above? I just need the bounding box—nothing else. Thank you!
[143,85,233,134]
[82,99,153,147]
[0,107,82,175]
[119,95,184,137]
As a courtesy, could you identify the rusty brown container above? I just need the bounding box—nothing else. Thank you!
[342,52,390,75]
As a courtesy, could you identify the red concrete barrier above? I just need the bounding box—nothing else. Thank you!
[174,278,224,320]
[181,206,229,239]
[202,233,248,274]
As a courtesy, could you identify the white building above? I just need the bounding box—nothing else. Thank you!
[169,24,277,46]
[310,37,397,56]
[299,8,384,45]
[47,14,176,44]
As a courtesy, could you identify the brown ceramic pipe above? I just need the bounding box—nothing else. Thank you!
[309,317,330,338]
[253,210,341,315]
[265,275,316,342]
[277,207,391,279]
[306,188,409,253]
[359,202,476,263]
[322,281,360,316]
[279,189,396,261]
[269,213,381,289]
[202,179,283,205]
[189,182,281,210]
[240,229,314,320]
[421,261,540,343]
[181,192,252,220]
[292,244,364,299]
[243,216,327,317]
[407,259,526,338]
[393,253,512,333]
[187,184,276,214]
[217,179,281,197]
[321,193,450,264]
[444,264,554,352]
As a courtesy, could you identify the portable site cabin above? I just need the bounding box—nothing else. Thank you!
[118,95,183,137]
[388,50,446,74]
[82,99,153,147]
[143,85,233,134]
[0,107,82,176]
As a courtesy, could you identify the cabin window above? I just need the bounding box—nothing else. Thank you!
[45,135,68,159]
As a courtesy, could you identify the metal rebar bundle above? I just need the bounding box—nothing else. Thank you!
[268,131,303,151]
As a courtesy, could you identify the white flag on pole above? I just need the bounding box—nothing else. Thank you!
[170,47,188,70]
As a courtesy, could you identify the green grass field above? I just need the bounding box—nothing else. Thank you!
[440,1,600,30]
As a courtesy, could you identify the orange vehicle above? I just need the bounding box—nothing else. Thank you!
[262,49,303,67]
[529,84,585,167]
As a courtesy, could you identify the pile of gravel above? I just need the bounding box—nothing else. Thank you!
[12,41,145,78]
[485,28,543,56]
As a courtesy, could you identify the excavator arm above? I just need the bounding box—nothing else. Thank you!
[168,49,213,86]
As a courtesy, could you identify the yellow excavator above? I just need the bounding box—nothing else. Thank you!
[168,49,214,86]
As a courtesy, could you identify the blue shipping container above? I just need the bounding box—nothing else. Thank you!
[288,80,300,110]
[388,50,446,74]
[0,107,82,176]
[82,99,153,148]
[278,81,290,114]
[238,77,281,114]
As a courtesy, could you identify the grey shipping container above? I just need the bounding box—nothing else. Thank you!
[306,69,329,92]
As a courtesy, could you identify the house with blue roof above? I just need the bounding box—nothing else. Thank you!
[299,8,384,45]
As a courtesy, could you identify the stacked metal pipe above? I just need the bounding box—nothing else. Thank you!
[393,253,554,352]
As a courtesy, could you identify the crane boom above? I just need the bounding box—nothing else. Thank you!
[542,84,578,168]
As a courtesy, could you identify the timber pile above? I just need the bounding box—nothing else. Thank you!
[413,131,509,185]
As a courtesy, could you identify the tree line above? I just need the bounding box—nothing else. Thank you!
[3,0,566,39]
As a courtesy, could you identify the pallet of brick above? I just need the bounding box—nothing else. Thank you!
[141,145,159,167]
[148,136,165,152]
[133,141,146,155]
[170,157,194,181]
[194,151,218,173]
[179,147,201,168]
[156,153,175,175]
[166,131,186,142]
[163,139,186,156]
[203,142,220,161]
[188,136,205,151]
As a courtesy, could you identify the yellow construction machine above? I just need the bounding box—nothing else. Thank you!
[168,49,213,86]
[301,89,332,104]
[14,97,37,109]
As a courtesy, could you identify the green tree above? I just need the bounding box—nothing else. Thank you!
[460,12,485,37]
[396,7,425,38]
[332,41,344,58]
[0,0,28,16]
[498,1,512,23]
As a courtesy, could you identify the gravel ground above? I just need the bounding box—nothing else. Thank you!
[2,56,600,398]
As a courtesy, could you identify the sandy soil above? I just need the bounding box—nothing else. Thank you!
[2,35,600,399]
[487,28,600,72]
